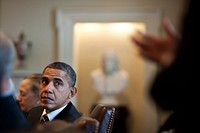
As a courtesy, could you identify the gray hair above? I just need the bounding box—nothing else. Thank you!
[24,73,41,96]
[0,32,15,78]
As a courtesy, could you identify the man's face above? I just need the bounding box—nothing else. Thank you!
[17,79,40,112]
[40,68,73,111]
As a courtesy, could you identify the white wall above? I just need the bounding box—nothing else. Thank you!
[0,0,185,71]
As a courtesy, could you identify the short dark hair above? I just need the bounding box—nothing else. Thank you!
[42,62,76,87]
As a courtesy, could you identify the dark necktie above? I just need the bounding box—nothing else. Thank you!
[40,114,49,123]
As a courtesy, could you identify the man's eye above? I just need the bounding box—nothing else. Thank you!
[20,92,26,97]
[53,80,64,91]
[54,81,62,86]
[41,79,48,85]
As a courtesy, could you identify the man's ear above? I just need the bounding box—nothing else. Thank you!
[68,87,77,99]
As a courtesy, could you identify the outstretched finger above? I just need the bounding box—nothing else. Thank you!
[162,17,180,39]
[131,35,152,51]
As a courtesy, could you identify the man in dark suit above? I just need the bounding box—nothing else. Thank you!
[0,32,30,131]
[27,62,82,126]
[0,95,31,132]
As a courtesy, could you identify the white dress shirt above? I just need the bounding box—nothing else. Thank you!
[41,104,68,121]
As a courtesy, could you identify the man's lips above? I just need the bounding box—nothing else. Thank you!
[41,96,53,101]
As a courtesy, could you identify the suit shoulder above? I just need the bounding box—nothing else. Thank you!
[27,106,43,122]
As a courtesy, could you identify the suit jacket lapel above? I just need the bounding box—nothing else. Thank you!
[54,101,81,123]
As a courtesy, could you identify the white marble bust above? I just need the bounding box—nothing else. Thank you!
[91,50,128,105]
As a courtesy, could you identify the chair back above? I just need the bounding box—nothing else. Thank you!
[90,104,115,133]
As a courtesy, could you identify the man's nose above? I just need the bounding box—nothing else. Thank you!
[43,82,54,93]
[17,95,21,101]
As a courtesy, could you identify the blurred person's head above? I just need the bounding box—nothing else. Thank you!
[17,73,41,112]
[0,32,15,95]
[0,32,15,79]
[40,62,77,112]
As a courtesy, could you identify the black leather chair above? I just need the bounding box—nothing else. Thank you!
[90,104,116,133]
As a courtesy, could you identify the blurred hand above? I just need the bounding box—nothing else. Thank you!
[35,116,99,133]
[73,116,99,133]
[131,17,180,68]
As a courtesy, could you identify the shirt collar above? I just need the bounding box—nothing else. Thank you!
[41,103,68,121]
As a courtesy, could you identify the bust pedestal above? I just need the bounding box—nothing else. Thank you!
[97,96,119,106]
